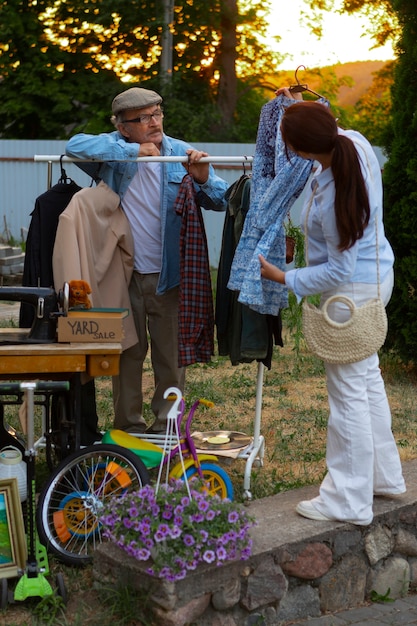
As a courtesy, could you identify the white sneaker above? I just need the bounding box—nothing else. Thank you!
[374,489,406,497]
[296,500,373,526]
[296,500,333,521]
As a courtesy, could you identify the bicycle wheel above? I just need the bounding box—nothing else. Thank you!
[185,462,234,500]
[37,444,150,566]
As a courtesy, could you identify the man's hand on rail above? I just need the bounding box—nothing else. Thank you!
[184,149,209,185]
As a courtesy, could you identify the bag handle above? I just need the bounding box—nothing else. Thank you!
[321,295,356,328]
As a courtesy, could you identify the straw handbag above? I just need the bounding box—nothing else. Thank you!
[301,190,388,364]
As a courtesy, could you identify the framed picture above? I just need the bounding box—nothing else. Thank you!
[0,478,27,579]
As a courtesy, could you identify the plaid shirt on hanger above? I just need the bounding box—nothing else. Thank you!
[175,174,214,367]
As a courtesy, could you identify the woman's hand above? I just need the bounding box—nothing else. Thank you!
[259,255,286,284]
[275,86,303,101]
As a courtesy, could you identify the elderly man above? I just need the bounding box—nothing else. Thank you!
[66,87,228,433]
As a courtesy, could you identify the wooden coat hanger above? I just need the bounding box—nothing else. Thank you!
[289,65,325,100]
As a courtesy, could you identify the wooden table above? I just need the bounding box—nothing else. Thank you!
[0,329,122,454]
[0,330,122,378]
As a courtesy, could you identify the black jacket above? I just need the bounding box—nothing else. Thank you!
[216,175,283,368]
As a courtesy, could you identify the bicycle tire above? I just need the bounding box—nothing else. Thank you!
[37,444,150,566]
[184,462,234,500]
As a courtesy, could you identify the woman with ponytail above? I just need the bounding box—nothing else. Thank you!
[259,90,405,526]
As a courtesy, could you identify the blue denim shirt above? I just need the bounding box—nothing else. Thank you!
[66,131,228,294]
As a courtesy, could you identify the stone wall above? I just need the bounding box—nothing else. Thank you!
[93,459,417,626]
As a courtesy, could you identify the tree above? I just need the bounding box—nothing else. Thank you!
[351,61,395,145]
[36,0,282,139]
[0,0,121,139]
[306,0,417,364]
[379,0,417,364]
[306,0,399,45]
[0,0,283,140]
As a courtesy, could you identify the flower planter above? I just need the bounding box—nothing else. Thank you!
[100,479,256,583]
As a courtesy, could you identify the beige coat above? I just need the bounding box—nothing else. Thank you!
[52,181,138,350]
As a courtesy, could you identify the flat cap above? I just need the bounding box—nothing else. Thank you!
[112,87,162,115]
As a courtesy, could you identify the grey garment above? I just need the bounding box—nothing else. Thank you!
[112,272,185,432]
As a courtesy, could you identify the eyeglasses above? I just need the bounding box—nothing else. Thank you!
[122,110,164,125]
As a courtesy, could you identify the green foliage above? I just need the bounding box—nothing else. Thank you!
[98,583,154,626]
[351,61,395,145]
[382,0,417,365]
[32,593,66,625]
[0,0,280,140]
[0,1,391,141]
[0,2,122,139]
[281,222,306,358]
[306,0,400,46]
[370,587,395,603]
[281,221,323,361]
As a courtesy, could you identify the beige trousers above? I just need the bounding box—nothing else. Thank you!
[112,272,185,432]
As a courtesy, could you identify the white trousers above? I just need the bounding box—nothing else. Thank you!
[312,270,406,524]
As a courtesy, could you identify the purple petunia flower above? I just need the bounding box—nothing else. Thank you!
[197,499,209,512]
[183,534,195,546]
[155,531,168,542]
[216,546,227,561]
[138,522,151,536]
[137,548,151,561]
[128,506,139,517]
[202,550,216,564]
[170,526,182,539]
[159,566,172,579]
[228,510,240,523]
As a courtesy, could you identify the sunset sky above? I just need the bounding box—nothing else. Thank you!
[267,1,395,69]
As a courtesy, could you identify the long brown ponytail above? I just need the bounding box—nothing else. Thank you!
[281,102,370,250]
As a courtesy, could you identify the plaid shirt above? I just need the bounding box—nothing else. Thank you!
[175,174,214,367]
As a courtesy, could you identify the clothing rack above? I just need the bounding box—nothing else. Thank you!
[33,153,263,500]
[34,155,254,162]
[34,154,254,189]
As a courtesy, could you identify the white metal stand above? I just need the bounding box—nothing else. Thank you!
[154,387,192,497]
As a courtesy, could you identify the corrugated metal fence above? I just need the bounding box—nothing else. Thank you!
[0,140,255,268]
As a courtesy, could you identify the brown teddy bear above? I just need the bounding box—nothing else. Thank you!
[68,279,92,309]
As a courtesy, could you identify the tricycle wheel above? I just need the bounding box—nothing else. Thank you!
[184,462,234,500]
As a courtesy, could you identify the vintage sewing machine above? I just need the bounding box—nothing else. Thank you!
[0,286,65,343]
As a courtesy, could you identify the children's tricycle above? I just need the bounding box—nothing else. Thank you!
[36,388,233,566]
